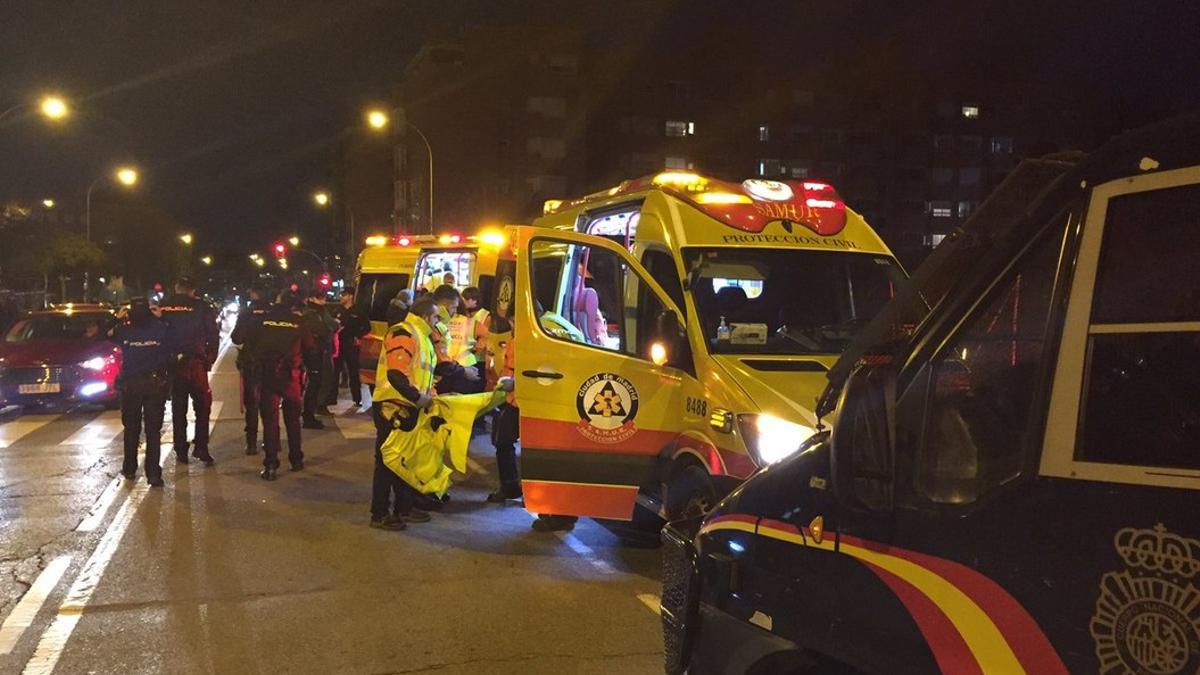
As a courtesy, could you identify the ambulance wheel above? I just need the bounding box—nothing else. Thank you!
[664,465,716,522]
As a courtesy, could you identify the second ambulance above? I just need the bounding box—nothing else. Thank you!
[504,171,905,523]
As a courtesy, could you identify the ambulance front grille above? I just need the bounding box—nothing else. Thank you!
[660,525,699,675]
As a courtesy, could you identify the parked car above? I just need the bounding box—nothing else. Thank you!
[0,304,121,409]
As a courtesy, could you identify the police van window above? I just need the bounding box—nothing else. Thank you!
[1076,182,1200,471]
[357,273,410,323]
[903,219,1067,505]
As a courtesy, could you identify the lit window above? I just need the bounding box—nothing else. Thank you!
[932,201,953,218]
[758,125,770,142]
[665,120,694,137]
[961,105,980,119]
[957,201,974,218]
[923,233,947,247]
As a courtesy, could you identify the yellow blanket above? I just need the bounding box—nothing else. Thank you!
[379,390,505,496]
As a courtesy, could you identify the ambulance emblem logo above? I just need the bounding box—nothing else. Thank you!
[1091,523,1200,675]
[575,373,639,444]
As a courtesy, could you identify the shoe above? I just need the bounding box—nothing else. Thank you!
[532,515,577,533]
[289,461,304,472]
[396,510,432,523]
[175,454,189,465]
[413,494,443,512]
[192,450,215,466]
[369,516,407,531]
[121,469,136,480]
[245,441,258,455]
[147,475,164,487]
[302,417,325,430]
[260,467,278,481]
[486,489,522,503]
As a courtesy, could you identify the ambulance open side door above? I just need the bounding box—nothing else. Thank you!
[512,226,689,521]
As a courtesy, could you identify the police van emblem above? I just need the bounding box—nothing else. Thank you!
[575,373,638,444]
[1091,523,1200,675]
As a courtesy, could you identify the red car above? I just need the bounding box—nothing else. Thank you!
[0,305,122,409]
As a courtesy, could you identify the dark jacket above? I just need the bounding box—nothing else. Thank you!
[247,304,316,372]
[113,317,171,384]
[159,293,219,367]
[231,299,270,368]
[331,303,370,345]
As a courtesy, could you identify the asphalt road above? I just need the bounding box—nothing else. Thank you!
[0,340,665,674]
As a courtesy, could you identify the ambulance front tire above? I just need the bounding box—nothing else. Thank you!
[664,465,717,522]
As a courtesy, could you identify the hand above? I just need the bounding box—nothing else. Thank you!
[462,367,481,383]
[497,376,514,393]
[115,306,129,319]
[414,393,434,410]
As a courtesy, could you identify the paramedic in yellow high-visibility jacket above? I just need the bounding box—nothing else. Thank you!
[369,294,467,531]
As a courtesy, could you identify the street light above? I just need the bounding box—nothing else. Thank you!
[200,255,213,266]
[366,109,389,130]
[363,106,433,232]
[288,235,301,247]
[179,233,194,245]
[0,94,71,124]
[41,198,55,209]
[312,191,330,207]
[84,165,140,300]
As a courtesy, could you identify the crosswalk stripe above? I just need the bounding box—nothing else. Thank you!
[59,411,123,446]
[0,415,59,449]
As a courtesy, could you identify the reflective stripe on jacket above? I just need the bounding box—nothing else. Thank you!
[373,314,436,404]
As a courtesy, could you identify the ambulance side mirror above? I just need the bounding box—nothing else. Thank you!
[650,308,687,368]
[829,362,897,512]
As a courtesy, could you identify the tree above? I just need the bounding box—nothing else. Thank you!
[8,231,105,301]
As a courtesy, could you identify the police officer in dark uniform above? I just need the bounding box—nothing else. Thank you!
[160,276,219,465]
[231,284,269,455]
[247,293,315,481]
[113,297,173,486]
[330,287,370,410]
[300,290,337,429]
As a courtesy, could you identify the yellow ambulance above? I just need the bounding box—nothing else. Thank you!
[505,171,906,523]
[353,231,508,385]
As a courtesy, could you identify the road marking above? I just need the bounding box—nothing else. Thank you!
[0,556,73,655]
[0,415,58,449]
[74,478,124,532]
[637,593,661,615]
[23,486,147,675]
[523,511,616,574]
[466,457,486,475]
[59,410,122,446]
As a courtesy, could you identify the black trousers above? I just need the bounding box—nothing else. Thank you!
[336,345,362,404]
[302,350,330,416]
[171,357,211,456]
[240,366,261,449]
[261,370,303,469]
[120,379,167,478]
[371,403,419,519]
[491,403,521,494]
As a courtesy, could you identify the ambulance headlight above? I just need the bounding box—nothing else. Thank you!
[738,413,815,466]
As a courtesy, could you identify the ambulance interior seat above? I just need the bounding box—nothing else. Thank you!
[714,285,750,323]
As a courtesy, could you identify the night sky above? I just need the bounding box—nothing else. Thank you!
[1,0,1196,257]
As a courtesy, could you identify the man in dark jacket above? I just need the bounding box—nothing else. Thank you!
[159,277,219,465]
[246,293,315,480]
[231,284,269,454]
[113,297,173,486]
[330,287,370,411]
[300,290,337,429]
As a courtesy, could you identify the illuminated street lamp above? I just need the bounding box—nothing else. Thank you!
[253,257,265,268]
[312,191,330,207]
[366,109,389,131]
[116,167,138,186]
[288,235,301,247]
[200,255,213,266]
[41,198,55,209]
[179,233,194,245]
[0,94,71,124]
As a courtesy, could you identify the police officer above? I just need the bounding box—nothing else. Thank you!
[160,276,219,465]
[248,293,315,481]
[113,297,172,486]
[301,290,337,429]
[331,287,370,411]
[231,284,269,454]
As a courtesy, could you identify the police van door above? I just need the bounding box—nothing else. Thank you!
[513,227,687,520]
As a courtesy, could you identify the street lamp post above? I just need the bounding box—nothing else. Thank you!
[0,95,70,125]
[84,166,138,301]
[312,191,356,261]
[365,108,433,234]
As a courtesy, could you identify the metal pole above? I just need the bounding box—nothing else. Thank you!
[83,177,101,302]
[406,123,433,234]
[0,104,27,123]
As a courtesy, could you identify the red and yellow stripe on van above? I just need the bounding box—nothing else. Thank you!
[700,515,1068,675]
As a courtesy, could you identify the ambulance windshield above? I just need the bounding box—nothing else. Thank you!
[683,248,904,355]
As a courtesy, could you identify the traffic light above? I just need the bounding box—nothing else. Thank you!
[316,272,332,289]
[273,242,287,258]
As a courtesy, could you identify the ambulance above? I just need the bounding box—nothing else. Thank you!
[501,171,905,524]
[353,231,508,385]
[660,116,1200,674]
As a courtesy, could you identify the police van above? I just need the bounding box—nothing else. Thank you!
[660,116,1200,674]
[500,171,905,523]
[353,231,508,385]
